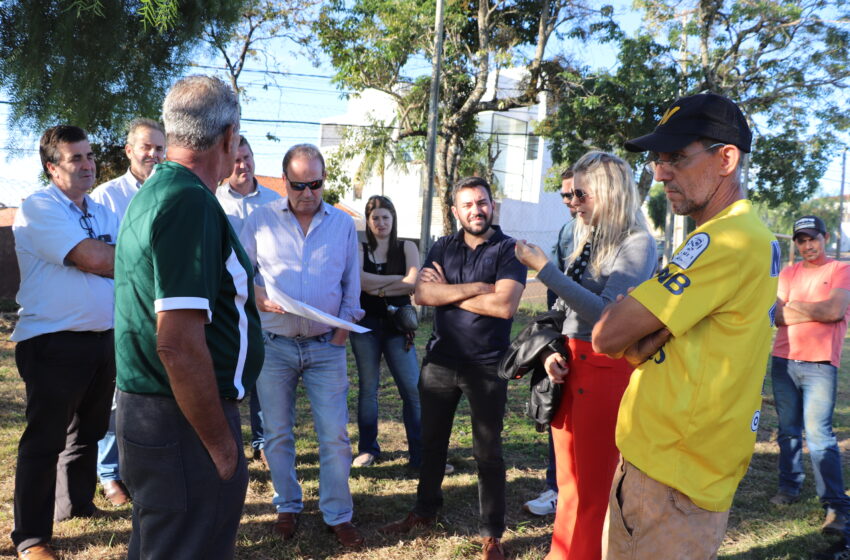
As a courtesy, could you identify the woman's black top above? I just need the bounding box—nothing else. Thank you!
[360,241,412,323]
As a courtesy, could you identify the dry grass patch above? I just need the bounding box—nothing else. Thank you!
[0,309,849,558]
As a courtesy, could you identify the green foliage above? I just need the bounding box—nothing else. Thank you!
[755,195,843,240]
[0,0,245,182]
[647,181,667,231]
[540,0,850,208]
[537,34,680,175]
[315,0,615,233]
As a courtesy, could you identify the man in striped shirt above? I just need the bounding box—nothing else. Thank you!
[114,76,264,560]
[240,143,365,549]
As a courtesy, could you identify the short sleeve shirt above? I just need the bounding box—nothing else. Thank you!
[616,199,779,511]
[422,226,527,365]
[773,259,850,367]
[114,161,264,399]
[11,185,119,342]
[90,168,142,224]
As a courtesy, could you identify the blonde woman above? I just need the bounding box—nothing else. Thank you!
[515,151,657,560]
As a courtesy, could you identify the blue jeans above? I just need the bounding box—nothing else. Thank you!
[97,390,120,482]
[350,317,421,466]
[255,331,353,526]
[772,357,850,516]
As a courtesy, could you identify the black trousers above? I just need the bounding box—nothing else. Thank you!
[117,391,249,560]
[12,330,115,552]
[414,359,508,537]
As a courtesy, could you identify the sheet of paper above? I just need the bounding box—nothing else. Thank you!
[266,284,370,334]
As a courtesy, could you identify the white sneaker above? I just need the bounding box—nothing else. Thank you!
[352,452,376,467]
[523,488,558,516]
[444,463,455,475]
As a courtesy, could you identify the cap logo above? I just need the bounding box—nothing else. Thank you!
[658,106,681,126]
[795,218,816,230]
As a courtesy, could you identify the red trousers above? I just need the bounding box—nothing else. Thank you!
[546,338,633,560]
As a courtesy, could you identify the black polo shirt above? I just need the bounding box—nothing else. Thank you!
[422,226,527,365]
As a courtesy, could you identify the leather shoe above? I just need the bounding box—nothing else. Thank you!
[272,512,299,540]
[327,521,365,548]
[18,544,58,559]
[102,480,131,506]
[481,537,505,560]
[378,511,437,534]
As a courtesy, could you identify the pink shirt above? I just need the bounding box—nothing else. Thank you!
[772,259,850,367]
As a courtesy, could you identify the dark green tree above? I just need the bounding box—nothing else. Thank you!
[0,0,245,182]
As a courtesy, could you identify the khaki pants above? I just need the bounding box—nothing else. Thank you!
[605,460,729,560]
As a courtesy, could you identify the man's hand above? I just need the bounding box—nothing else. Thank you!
[420,262,448,284]
[515,240,550,272]
[207,437,238,480]
[621,328,671,366]
[330,328,349,346]
[541,349,570,384]
[255,285,285,314]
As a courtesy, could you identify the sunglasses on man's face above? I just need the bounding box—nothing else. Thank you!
[560,189,588,202]
[286,177,324,191]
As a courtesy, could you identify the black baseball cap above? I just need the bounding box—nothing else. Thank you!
[793,215,827,240]
[625,92,752,154]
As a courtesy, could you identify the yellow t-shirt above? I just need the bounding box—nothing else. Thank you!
[616,199,779,511]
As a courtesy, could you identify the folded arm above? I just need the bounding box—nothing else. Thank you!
[66,239,115,278]
[414,261,494,306]
[360,241,420,296]
[775,289,850,325]
[592,295,669,365]
[455,278,524,320]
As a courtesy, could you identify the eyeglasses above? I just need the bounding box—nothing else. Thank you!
[644,143,725,174]
[79,214,96,239]
[286,177,324,191]
[561,189,589,202]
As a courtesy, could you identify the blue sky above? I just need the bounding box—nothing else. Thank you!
[1,1,847,206]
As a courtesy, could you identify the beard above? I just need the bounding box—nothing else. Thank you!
[460,213,492,236]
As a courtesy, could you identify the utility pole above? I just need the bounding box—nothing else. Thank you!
[837,147,847,259]
[419,0,446,263]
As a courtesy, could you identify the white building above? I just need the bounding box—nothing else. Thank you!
[318,69,570,251]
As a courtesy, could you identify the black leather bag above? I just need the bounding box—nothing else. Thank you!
[387,303,419,333]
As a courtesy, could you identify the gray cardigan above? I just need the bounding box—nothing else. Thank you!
[536,229,657,342]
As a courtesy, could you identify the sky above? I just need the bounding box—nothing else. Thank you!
[1,2,848,206]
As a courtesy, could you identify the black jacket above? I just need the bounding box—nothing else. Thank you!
[498,310,569,427]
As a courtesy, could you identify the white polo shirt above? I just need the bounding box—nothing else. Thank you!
[215,180,281,235]
[90,168,143,223]
[11,184,119,342]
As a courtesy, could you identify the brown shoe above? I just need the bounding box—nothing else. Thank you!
[378,511,437,534]
[102,480,131,506]
[272,512,299,540]
[822,507,848,535]
[481,537,505,560]
[18,544,58,559]
[327,521,365,548]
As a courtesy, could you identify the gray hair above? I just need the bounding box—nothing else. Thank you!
[162,75,240,151]
[282,143,325,176]
[126,117,165,145]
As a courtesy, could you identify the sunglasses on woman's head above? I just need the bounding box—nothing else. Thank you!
[561,189,588,202]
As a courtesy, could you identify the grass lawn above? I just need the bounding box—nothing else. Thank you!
[0,307,848,559]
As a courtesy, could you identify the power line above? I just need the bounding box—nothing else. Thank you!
[188,63,335,80]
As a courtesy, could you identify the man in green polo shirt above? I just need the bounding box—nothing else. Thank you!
[114,75,263,560]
